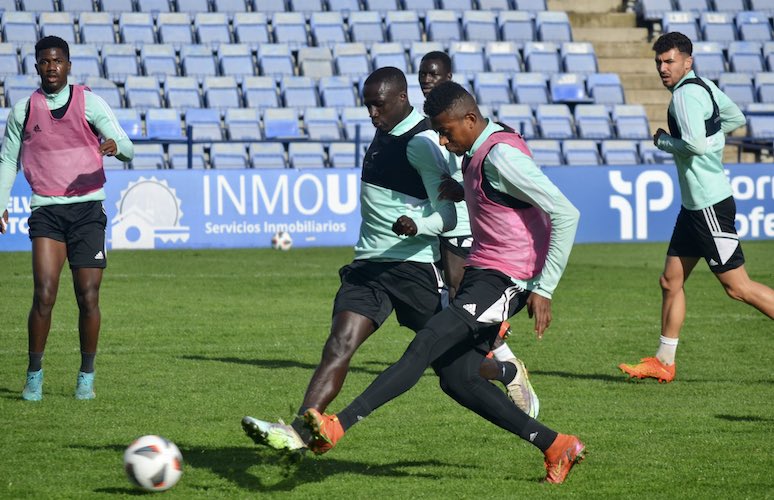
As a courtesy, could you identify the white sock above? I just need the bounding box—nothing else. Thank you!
[655,335,679,365]
[492,343,516,362]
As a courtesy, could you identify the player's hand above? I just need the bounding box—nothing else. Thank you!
[99,139,118,157]
[526,293,552,339]
[438,175,464,202]
[0,209,7,234]
[653,128,667,146]
[392,215,418,236]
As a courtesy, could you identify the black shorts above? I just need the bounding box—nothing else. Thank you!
[450,267,531,330]
[438,235,473,260]
[333,260,445,332]
[27,201,107,269]
[667,196,745,274]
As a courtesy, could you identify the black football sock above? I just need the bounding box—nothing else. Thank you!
[28,352,43,372]
[79,352,96,373]
[493,360,517,385]
[519,420,559,452]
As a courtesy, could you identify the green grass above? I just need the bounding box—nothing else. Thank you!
[0,242,772,499]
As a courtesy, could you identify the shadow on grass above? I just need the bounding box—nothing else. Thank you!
[180,355,395,377]
[0,387,21,400]
[75,443,468,493]
[715,414,774,423]
[531,370,626,383]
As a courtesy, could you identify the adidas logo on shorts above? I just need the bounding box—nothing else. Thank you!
[463,303,477,316]
[94,251,104,260]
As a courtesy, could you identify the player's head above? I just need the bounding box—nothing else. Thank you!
[363,66,411,132]
[418,51,452,97]
[35,36,71,94]
[424,80,484,156]
[652,32,693,89]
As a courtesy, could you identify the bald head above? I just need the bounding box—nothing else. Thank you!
[363,66,412,132]
[364,66,408,93]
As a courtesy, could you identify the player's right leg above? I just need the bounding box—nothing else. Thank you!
[715,265,774,319]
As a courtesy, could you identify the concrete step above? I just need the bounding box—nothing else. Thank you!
[594,42,653,59]
[598,57,653,73]
[548,0,623,12]
[569,12,636,29]
[628,89,670,104]
[572,26,649,42]
[620,73,664,90]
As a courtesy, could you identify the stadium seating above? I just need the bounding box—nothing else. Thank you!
[69,44,102,81]
[745,102,774,137]
[523,42,561,75]
[157,13,194,49]
[225,107,262,141]
[463,10,499,43]
[124,75,163,111]
[305,106,343,140]
[587,73,625,106]
[426,10,462,45]
[280,75,320,108]
[612,104,651,139]
[258,43,295,80]
[85,76,123,108]
[341,106,376,142]
[727,41,764,76]
[386,10,423,48]
[450,41,486,80]
[498,11,535,48]
[699,12,737,46]
[536,104,574,139]
[217,44,255,81]
[141,44,178,78]
[203,76,242,111]
[101,43,140,83]
[0,43,19,80]
[718,72,755,107]
[185,108,223,142]
[288,142,327,168]
[118,12,156,46]
[371,42,409,72]
[250,142,288,169]
[512,72,550,108]
[563,140,601,165]
[691,41,727,80]
[114,108,144,140]
[349,11,385,46]
[474,72,512,105]
[164,76,203,111]
[498,103,537,138]
[527,139,563,166]
[319,75,358,109]
[211,143,249,169]
[2,12,38,48]
[735,11,772,42]
[601,140,640,165]
[485,41,523,73]
[168,143,207,169]
[662,12,700,42]
[310,11,347,47]
[195,13,233,48]
[263,107,303,138]
[242,76,281,110]
[535,11,573,43]
[232,12,270,48]
[574,104,614,140]
[297,46,334,79]
[550,73,590,104]
[130,143,166,170]
[272,12,309,49]
[754,71,774,102]
[561,42,598,75]
[146,107,183,139]
[79,12,116,46]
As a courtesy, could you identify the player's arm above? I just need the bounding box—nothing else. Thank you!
[405,134,457,236]
[0,99,27,227]
[655,86,710,156]
[85,91,134,162]
[716,87,746,133]
[486,144,580,300]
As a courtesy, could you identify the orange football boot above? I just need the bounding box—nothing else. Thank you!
[543,433,586,484]
[618,357,675,383]
[304,408,345,455]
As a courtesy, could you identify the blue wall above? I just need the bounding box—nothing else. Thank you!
[2,164,773,252]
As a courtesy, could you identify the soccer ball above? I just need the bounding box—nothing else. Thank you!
[271,230,293,251]
[123,435,183,492]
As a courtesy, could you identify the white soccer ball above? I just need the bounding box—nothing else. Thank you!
[271,230,293,251]
[123,435,183,492]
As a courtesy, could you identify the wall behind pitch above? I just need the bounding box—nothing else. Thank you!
[1,164,773,252]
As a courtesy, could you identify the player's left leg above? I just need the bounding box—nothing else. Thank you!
[715,265,774,319]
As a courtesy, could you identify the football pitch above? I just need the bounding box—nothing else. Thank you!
[0,242,772,499]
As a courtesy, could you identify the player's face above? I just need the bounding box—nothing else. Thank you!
[35,47,71,94]
[363,80,409,132]
[431,110,476,156]
[655,48,692,89]
[418,59,451,96]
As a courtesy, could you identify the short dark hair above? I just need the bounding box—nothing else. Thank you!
[420,51,452,74]
[35,35,70,60]
[364,66,407,92]
[652,32,692,56]
[423,80,475,118]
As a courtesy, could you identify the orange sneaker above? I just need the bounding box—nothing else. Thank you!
[304,408,344,455]
[618,357,675,383]
[543,433,586,484]
[486,321,513,358]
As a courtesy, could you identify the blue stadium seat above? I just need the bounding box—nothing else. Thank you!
[371,42,409,72]
[745,102,774,137]
[735,11,772,41]
[0,107,10,134]
[524,42,561,75]
[113,108,144,140]
[364,0,401,16]
[450,41,486,80]
[102,0,135,20]
[310,11,347,47]
[550,73,590,104]
[84,76,123,108]
[164,76,202,111]
[563,140,601,166]
[298,46,334,79]
[124,75,163,111]
[612,104,651,139]
[319,75,358,109]
[102,44,140,84]
[574,104,613,139]
[637,0,675,22]
[713,0,746,14]
[168,143,207,169]
[79,12,116,46]
[485,41,522,73]
[60,0,95,11]
[103,154,127,170]
[242,76,280,110]
[119,12,156,47]
[728,40,764,76]
[462,10,498,43]
[157,13,195,49]
[252,0,286,15]
[536,104,575,139]
[514,0,547,13]
[146,107,183,139]
[587,73,625,106]
[764,40,774,70]
[225,107,262,141]
[497,11,534,48]
[409,41,445,71]
[691,41,726,80]
[0,43,19,80]
[204,76,242,111]
[19,0,55,14]
[218,44,255,81]
[474,72,512,105]
[478,0,511,9]
[272,12,309,49]
[561,42,598,74]
[233,12,270,49]
[213,0,251,19]
[755,72,774,102]
[426,10,462,45]
[250,142,288,169]
[195,13,233,48]
[329,142,367,168]
[290,0,326,18]
[135,0,171,17]
[699,12,736,46]
[749,0,774,16]
[718,72,755,107]
[211,144,249,169]
[4,74,38,106]
[386,10,422,48]
[281,75,319,108]
[536,11,573,43]
[131,143,166,170]
[258,43,295,80]
[141,44,178,78]
[180,44,218,80]
[327,0,361,17]
[526,139,563,166]
[334,42,371,77]
[675,0,710,15]
[0,0,17,11]
[601,140,640,165]
[341,105,376,142]
[263,107,303,138]
[2,12,38,48]
[404,0,437,18]
[304,106,343,140]
[185,107,223,142]
[69,44,102,81]
[638,139,672,164]
[512,72,549,109]
[349,11,385,46]
[498,103,537,137]
[289,142,327,169]
[176,0,211,16]
[662,11,700,42]
[39,12,76,44]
